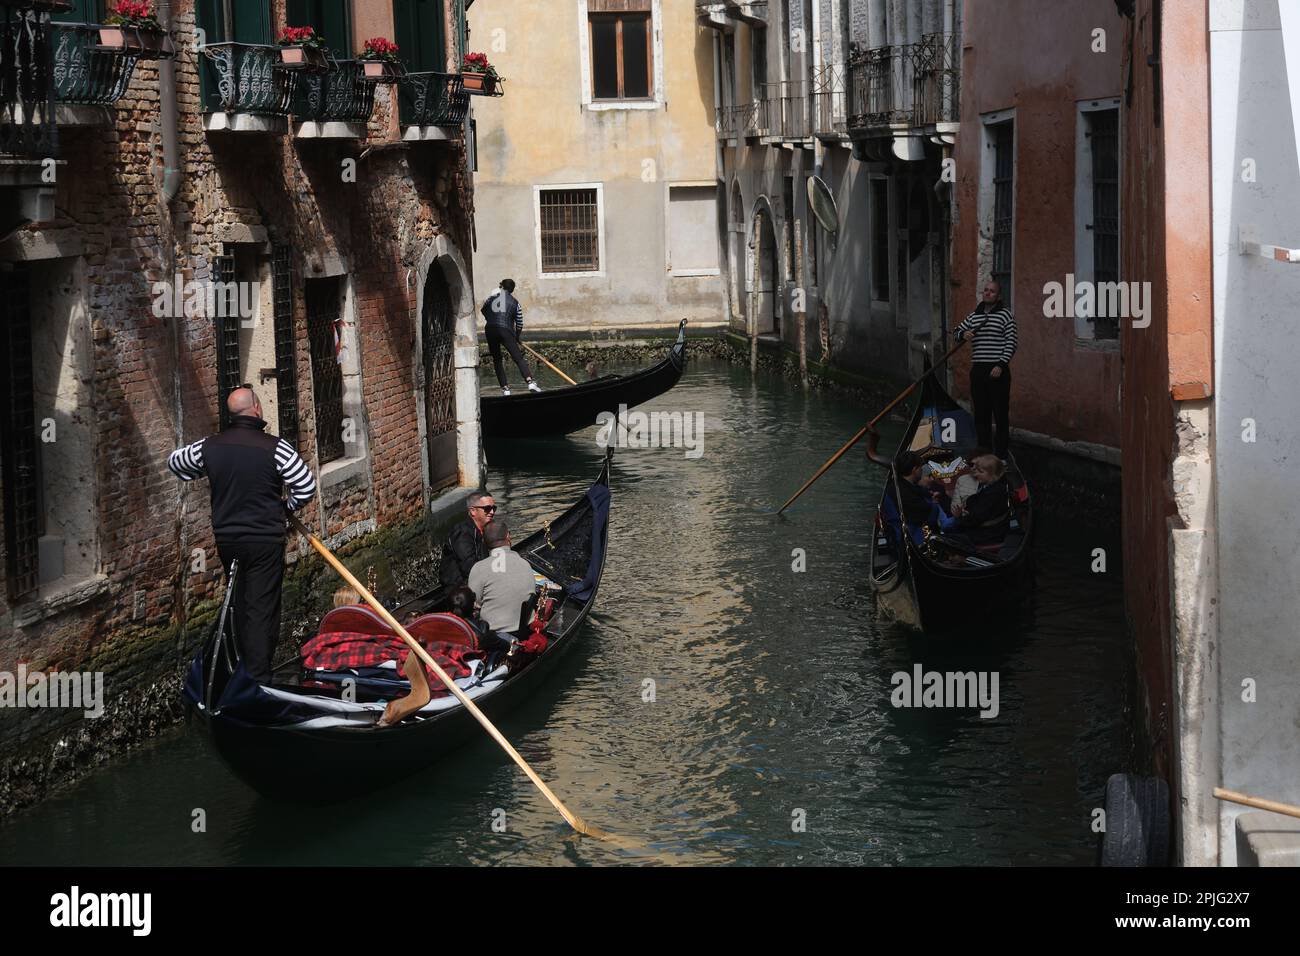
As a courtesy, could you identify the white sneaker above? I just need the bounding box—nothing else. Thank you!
[527,380,543,393]
[501,386,511,396]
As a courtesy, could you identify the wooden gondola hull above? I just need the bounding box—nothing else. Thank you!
[480,321,687,438]
[187,459,610,803]
[868,373,1034,632]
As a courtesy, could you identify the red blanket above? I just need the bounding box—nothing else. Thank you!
[301,631,483,696]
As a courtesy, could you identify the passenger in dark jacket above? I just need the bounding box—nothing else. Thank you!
[439,491,495,591]
[168,387,317,683]
[938,455,1011,545]
[893,451,948,529]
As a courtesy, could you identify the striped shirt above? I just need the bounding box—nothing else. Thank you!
[169,436,316,511]
[955,304,1017,366]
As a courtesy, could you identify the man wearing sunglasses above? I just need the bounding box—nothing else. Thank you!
[168,385,317,684]
[439,491,496,591]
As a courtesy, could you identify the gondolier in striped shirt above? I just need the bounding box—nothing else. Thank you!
[168,386,317,683]
[954,279,1018,459]
[481,278,542,396]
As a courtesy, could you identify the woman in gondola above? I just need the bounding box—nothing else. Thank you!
[936,454,1012,546]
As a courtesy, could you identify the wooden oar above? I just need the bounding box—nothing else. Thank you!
[520,342,578,386]
[1214,787,1300,821]
[776,339,967,515]
[287,514,609,840]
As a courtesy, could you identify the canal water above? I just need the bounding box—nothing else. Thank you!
[0,357,1129,866]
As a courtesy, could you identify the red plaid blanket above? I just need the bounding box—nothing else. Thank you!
[301,631,483,696]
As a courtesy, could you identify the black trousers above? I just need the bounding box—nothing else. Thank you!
[485,324,532,387]
[970,362,1012,458]
[217,540,285,684]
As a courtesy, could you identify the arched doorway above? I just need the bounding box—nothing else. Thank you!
[422,265,457,493]
[728,180,745,326]
[753,205,779,337]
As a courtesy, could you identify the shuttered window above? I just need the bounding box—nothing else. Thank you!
[392,0,446,71]
[0,266,39,600]
[538,188,600,273]
[285,0,352,57]
[588,3,652,100]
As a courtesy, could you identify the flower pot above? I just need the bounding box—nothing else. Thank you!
[360,60,402,83]
[461,71,497,96]
[97,25,176,60]
[278,45,329,72]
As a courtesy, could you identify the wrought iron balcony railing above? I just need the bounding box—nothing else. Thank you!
[293,59,375,124]
[0,6,57,156]
[51,22,139,106]
[812,63,847,139]
[201,42,297,116]
[758,81,810,140]
[397,71,468,128]
[848,35,960,134]
[914,32,959,127]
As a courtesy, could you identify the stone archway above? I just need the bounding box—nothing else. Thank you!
[413,236,481,505]
[752,199,779,337]
[728,179,745,326]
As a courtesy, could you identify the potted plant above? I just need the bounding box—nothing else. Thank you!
[97,0,175,60]
[276,26,330,72]
[461,51,502,95]
[357,37,403,82]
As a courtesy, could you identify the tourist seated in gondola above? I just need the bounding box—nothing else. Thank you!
[894,451,950,530]
[468,519,537,645]
[439,491,495,591]
[935,454,1012,546]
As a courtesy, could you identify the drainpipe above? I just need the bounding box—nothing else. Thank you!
[159,0,181,202]
[808,0,823,387]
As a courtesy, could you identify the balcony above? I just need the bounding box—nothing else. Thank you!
[812,64,847,141]
[397,72,468,142]
[1,5,58,234]
[757,81,810,143]
[200,42,297,133]
[51,22,143,122]
[694,1,728,30]
[293,60,375,139]
[847,35,959,158]
[723,0,767,24]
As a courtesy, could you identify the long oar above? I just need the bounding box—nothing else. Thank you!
[1214,787,1300,821]
[776,339,967,515]
[520,342,578,386]
[288,514,609,840]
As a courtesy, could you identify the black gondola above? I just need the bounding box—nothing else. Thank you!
[183,454,612,803]
[868,372,1033,631]
[480,319,688,438]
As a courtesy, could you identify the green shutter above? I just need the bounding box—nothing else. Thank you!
[287,0,352,57]
[230,0,271,44]
[51,0,103,23]
[392,0,445,71]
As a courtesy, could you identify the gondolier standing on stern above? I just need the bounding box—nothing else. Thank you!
[168,387,317,684]
[954,279,1018,459]
[481,278,542,395]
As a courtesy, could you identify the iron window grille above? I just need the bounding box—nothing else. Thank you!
[539,188,600,273]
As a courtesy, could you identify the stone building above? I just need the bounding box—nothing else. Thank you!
[468,0,722,334]
[699,1,961,381]
[0,0,484,809]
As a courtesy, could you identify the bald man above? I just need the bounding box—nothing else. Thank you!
[168,387,317,683]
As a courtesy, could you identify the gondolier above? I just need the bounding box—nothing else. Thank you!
[481,278,541,395]
[954,279,1017,459]
[168,387,317,683]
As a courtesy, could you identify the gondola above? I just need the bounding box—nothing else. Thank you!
[183,452,612,802]
[480,319,688,438]
[868,371,1033,631]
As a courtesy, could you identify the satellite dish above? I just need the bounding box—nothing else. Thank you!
[807,176,839,234]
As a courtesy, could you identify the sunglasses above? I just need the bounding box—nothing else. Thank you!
[474,504,498,514]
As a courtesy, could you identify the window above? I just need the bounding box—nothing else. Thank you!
[870,177,889,302]
[667,184,720,276]
[1,260,100,601]
[1078,105,1120,341]
[589,3,652,100]
[752,25,768,92]
[990,120,1014,306]
[393,0,447,70]
[538,187,601,274]
[305,278,346,466]
[286,0,353,58]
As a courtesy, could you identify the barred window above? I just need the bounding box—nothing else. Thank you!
[539,188,601,273]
